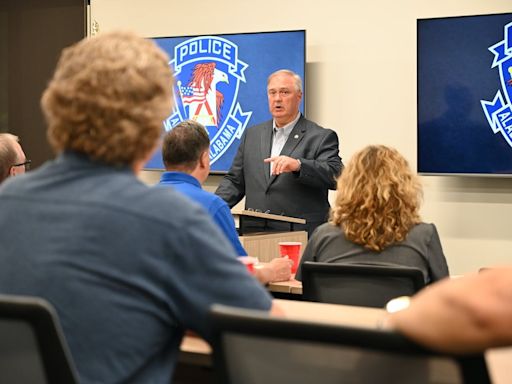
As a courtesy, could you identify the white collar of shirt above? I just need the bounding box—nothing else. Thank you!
[272,112,301,135]
[270,113,301,176]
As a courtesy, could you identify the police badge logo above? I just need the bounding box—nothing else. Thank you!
[481,22,512,148]
[165,36,252,168]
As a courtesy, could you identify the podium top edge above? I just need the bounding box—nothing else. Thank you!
[232,209,306,224]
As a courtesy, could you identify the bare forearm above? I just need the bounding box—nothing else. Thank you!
[254,265,275,285]
[389,269,512,354]
[254,258,292,285]
[391,289,499,353]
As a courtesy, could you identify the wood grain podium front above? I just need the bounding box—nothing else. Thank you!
[239,231,307,262]
[233,209,308,262]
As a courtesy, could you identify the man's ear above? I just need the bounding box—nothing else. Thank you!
[199,150,209,169]
[9,166,16,177]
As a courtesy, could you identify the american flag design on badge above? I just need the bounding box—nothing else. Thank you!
[177,62,228,127]
[166,36,253,166]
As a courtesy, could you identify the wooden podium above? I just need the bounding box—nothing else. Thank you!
[233,210,308,263]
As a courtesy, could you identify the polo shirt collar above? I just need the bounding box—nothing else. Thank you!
[272,112,301,134]
[160,171,202,188]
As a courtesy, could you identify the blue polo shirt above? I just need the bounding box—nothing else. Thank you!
[158,172,247,256]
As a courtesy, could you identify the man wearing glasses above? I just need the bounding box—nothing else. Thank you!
[0,133,30,184]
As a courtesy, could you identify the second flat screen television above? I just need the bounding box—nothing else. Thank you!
[417,13,512,176]
[145,30,306,173]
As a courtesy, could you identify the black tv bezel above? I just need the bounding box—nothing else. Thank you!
[416,12,512,178]
[145,29,307,175]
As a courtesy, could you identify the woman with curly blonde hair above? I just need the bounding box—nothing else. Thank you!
[296,145,449,283]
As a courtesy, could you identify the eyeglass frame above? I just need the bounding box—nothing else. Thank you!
[267,89,294,98]
[11,159,31,170]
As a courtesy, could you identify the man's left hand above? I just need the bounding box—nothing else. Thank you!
[264,155,301,175]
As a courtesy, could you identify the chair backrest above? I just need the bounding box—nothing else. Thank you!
[301,261,426,307]
[210,304,490,384]
[0,294,79,384]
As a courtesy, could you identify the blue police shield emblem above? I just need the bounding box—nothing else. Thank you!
[165,36,252,169]
[481,22,512,148]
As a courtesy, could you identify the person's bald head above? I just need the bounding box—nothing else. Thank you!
[0,133,28,183]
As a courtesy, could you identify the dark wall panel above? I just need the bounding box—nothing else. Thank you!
[1,0,86,168]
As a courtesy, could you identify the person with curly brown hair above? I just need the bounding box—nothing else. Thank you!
[0,31,275,383]
[296,145,449,283]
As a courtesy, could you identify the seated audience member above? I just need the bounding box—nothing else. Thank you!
[158,120,292,284]
[296,145,449,283]
[0,133,29,183]
[388,267,512,353]
[0,31,276,384]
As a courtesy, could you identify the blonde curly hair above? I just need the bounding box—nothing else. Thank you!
[330,145,422,251]
[41,31,174,166]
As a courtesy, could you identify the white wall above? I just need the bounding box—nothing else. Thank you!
[89,0,512,275]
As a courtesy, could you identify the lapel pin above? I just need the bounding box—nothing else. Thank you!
[294,134,299,139]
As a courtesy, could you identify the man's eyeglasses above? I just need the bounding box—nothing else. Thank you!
[267,89,293,98]
[12,160,31,170]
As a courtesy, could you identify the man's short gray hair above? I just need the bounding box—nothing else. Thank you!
[267,69,303,93]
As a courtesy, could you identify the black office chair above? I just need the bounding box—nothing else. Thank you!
[301,262,426,308]
[210,304,490,384]
[0,294,79,384]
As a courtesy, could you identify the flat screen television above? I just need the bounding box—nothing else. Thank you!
[417,13,512,176]
[145,30,306,173]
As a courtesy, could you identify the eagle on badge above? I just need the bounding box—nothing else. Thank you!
[178,62,229,128]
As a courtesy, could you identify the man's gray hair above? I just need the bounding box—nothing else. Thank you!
[267,69,303,93]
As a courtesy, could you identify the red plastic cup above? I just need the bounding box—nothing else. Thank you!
[278,242,302,273]
[237,256,258,273]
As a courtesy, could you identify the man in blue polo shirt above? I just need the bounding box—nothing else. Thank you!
[159,120,246,255]
[158,120,292,283]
